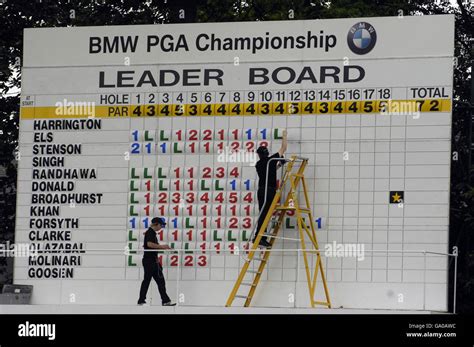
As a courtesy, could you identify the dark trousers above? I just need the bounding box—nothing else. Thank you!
[138,258,171,304]
[254,187,276,242]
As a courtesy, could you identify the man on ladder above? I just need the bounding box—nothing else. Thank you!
[253,129,287,248]
[226,154,332,308]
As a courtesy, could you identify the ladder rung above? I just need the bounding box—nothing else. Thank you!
[247,270,262,274]
[241,282,256,287]
[275,207,311,213]
[245,256,266,263]
[314,301,331,306]
[235,295,248,299]
[266,235,300,242]
[275,206,294,210]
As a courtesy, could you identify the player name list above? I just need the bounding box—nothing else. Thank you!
[21,119,104,279]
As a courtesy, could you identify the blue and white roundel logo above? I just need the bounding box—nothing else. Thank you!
[347,22,376,55]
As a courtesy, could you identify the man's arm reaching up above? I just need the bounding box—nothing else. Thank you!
[278,129,287,157]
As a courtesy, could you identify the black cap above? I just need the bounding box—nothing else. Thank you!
[256,145,269,157]
[151,217,166,226]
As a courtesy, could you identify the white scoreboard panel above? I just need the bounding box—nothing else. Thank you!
[16,15,454,310]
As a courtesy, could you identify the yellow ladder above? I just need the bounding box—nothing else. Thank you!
[225,156,331,308]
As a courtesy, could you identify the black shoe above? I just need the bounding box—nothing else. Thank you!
[163,301,176,306]
[257,239,272,248]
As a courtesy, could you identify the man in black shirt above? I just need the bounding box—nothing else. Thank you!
[138,217,176,306]
[254,129,287,247]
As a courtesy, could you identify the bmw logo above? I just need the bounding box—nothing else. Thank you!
[347,22,377,55]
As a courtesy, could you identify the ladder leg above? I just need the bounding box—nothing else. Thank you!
[245,208,286,306]
[244,249,269,307]
[311,254,320,297]
[302,178,320,248]
[291,177,316,308]
[305,205,331,307]
[318,254,332,308]
[302,174,331,308]
[298,217,315,308]
[226,254,253,307]
[225,190,282,307]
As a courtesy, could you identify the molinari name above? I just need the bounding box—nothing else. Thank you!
[29,255,82,266]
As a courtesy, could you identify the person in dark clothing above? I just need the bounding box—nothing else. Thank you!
[138,217,176,306]
[253,129,288,248]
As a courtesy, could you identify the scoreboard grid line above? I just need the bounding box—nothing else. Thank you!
[386,110,394,281]
[401,86,408,282]
[341,110,347,276]
[355,112,362,282]
[370,108,377,281]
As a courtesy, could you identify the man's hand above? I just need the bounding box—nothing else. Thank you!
[147,242,173,250]
[157,243,173,250]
